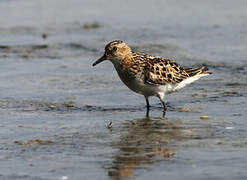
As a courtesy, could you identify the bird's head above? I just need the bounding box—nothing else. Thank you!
[92,40,132,66]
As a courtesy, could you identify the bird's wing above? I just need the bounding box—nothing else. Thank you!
[143,57,190,85]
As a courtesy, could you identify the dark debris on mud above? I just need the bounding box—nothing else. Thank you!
[0,98,201,114]
[14,139,53,146]
[0,174,49,180]
[0,43,98,59]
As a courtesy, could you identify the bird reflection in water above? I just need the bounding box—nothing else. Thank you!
[106,116,185,180]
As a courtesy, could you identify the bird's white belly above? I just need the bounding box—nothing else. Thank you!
[125,79,159,96]
[118,72,175,97]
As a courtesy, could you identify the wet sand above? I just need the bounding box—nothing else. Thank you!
[0,0,247,179]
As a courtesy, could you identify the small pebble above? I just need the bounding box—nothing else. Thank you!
[163,152,175,158]
[191,94,198,97]
[200,116,210,120]
[42,33,48,39]
[60,176,68,180]
[217,142,223,145]
[22,54,29,59]
[49,105,56,109]
[83,23,101,30]
[66,104,74,108]
[178,108,191,112]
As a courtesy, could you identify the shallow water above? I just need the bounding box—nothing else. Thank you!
[0,0,247,179]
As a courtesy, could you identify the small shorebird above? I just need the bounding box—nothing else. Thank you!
[93,40,211,116]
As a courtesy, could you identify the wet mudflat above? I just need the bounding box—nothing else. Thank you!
[0,0,247,179]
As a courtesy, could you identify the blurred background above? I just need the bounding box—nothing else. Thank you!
[0,0,247,179]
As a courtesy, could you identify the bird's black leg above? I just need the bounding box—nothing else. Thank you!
[145,96,150,117]
[158,95,167,117]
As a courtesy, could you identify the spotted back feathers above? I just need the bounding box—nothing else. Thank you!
[128,53,211,85]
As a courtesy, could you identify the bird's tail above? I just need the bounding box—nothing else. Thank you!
[185,66,212,77]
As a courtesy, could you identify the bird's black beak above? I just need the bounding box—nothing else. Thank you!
[92,54,107,66]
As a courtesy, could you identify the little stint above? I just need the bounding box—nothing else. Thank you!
[93,40,211,116]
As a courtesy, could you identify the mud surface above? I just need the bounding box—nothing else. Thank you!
[0,0,247,179]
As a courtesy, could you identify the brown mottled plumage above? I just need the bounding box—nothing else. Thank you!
[93,40,211,116]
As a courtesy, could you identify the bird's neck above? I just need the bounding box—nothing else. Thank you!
[111,54,134,69]
[121,55,135,70]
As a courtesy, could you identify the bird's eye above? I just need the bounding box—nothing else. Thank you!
[112,46,118,51]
